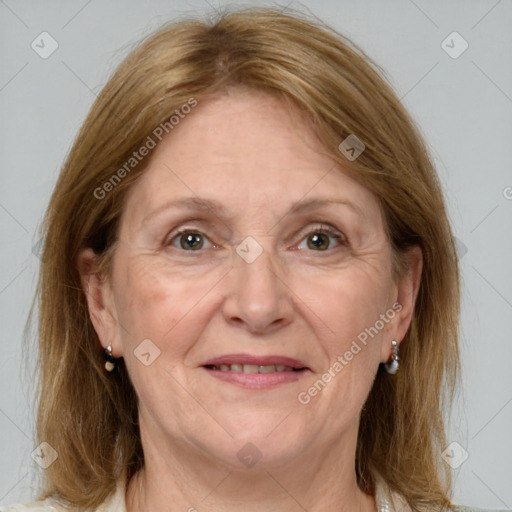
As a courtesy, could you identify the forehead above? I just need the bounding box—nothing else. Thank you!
[121,90,382,228]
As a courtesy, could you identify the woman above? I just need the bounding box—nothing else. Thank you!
[1,7,506,512]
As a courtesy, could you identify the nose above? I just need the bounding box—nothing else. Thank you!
[221,244,294,335]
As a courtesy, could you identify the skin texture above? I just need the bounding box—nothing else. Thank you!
[79,89,422,512]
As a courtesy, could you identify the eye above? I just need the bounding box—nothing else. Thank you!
[296,225,346,251]
[168,230,212,251]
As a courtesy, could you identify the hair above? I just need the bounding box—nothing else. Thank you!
[33,6,460,511]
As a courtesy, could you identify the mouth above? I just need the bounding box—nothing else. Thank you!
[201,354,309,389]
[204,363,305,373]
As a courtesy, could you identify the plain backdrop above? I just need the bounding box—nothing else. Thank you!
[1,0,511,508]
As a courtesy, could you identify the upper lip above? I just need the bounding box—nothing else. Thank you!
[202,354,308,369]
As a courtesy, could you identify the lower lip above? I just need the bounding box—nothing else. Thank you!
[202,367,307,389]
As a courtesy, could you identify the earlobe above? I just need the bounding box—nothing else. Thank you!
[77,248,120,355]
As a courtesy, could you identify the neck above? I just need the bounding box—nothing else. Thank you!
[126,421,376,512]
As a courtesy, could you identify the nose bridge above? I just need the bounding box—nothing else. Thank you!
[236,235,281,298]
[237,240,278,290]
[224,235,292,333]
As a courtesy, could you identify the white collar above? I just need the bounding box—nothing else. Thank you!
[96,471,411,512]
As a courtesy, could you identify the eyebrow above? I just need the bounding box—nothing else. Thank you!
[288,197,363,216]
[141,196,363,226]
[141,197,231,226]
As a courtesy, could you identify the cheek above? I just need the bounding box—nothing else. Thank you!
[293,261,392,408]
[292,270,389,434]
[112,255,224,357]
[300,263,392,404]
[109,254,234,438]
[298,264,391,351]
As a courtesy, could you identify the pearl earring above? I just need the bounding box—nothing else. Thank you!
[384,340,400,375]
[103,345,116,372]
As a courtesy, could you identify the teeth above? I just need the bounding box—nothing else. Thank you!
[209,364,299,373]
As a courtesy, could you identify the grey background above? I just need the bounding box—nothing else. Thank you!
[1,0,511,508]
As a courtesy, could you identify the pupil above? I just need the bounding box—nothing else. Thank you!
[182,233,202,249]
[309,233,328,250]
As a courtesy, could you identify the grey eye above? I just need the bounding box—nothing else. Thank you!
[169,231,211,251]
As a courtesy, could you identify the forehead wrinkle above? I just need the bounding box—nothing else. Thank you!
[140,194,368,235]
[140,196,233,227]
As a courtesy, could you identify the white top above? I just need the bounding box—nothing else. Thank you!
[0,473,502,511]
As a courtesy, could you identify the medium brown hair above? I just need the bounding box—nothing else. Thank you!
[33,7,460,511]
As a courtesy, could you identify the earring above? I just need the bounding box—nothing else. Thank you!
[384,340,400,375]
[103,345,116,372]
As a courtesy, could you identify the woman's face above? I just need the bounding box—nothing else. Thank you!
[82,89,418,471]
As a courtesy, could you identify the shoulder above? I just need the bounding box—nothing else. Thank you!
[453,506,511,512]
[0,501,59,511]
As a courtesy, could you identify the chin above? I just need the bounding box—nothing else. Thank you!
[223,406,303,439]
[195,416,308,470]
[210,438,307,472]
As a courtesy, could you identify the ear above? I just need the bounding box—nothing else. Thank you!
[381,246,423,362]
[77,247,121,357]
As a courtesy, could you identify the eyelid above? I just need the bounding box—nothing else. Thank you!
[296,222,347,243]
[160,215,223,241]
[163,222,347,250]
[165,227,214,250]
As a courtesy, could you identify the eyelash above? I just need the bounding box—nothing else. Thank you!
[165,223,348,252]
[296,224,348,250]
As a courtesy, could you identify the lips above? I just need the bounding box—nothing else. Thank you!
[201,354,308,373]
[206,363,300,373]
[200,354,310,389]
